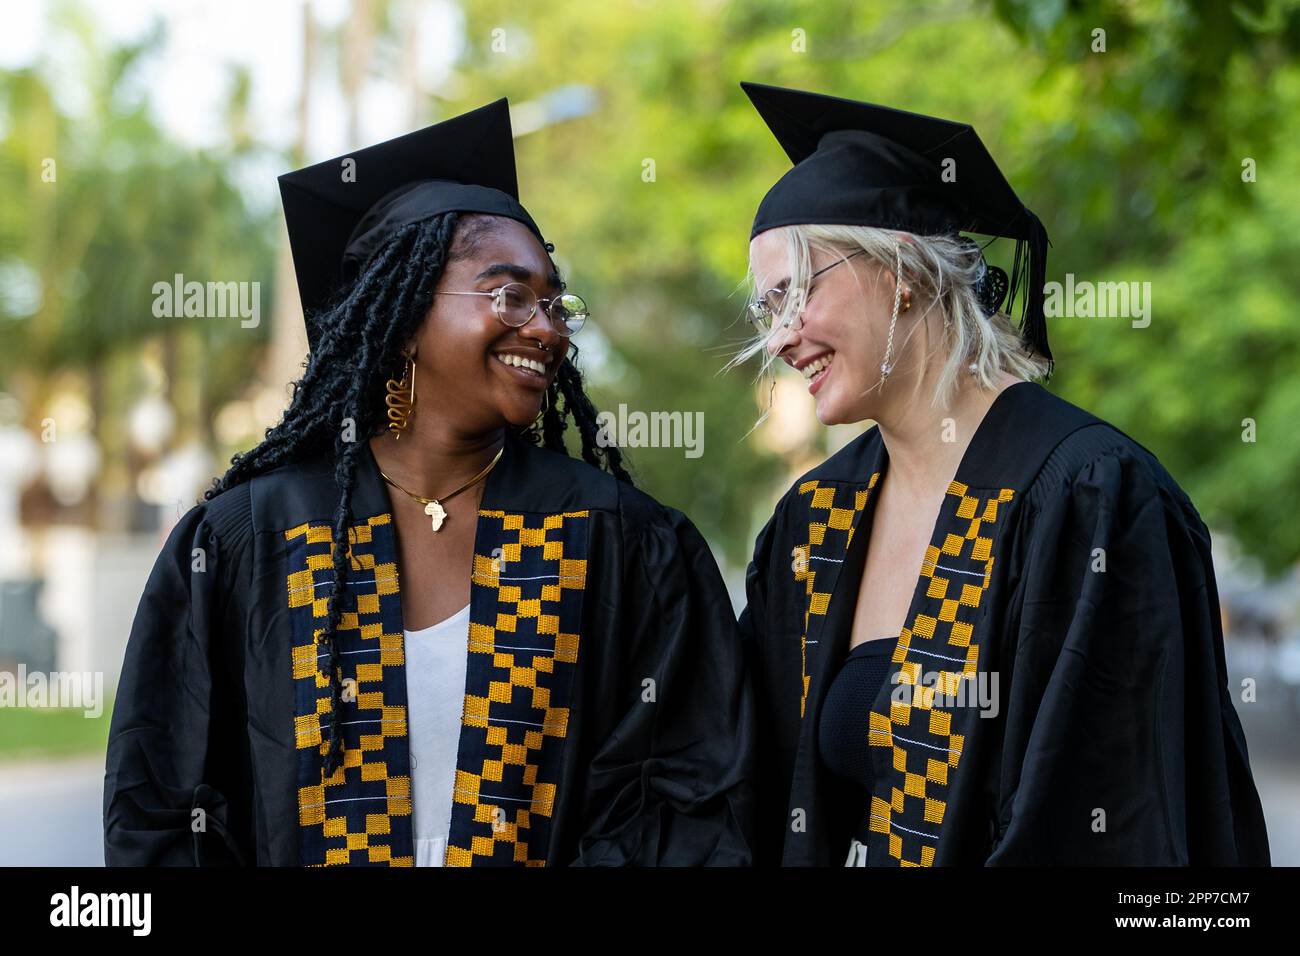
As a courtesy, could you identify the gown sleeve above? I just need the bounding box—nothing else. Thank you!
[103,494,253,866]
[736,510,789,866]
[987,445,1271,865]
[570,504,755,866]
[736,514,776,649]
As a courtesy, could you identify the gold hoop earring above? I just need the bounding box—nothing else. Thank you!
[385,350,416,438]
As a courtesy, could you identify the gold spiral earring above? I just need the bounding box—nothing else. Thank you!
[385,350,416,438]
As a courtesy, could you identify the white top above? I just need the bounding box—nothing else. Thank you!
[403,602,471,867]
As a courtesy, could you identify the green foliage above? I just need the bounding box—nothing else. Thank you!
[992,0,1300,570]
[0,16,274,431]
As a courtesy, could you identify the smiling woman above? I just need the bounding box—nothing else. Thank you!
[734,82,1269,867]
[744,224,1049,417]
[102,100,752,868]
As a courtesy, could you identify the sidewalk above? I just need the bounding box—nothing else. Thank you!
[0,753,105,866]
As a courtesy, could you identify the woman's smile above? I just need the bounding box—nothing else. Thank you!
[798,351,835,395]
[490,347,553,390]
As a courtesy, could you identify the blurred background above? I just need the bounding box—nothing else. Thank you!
[0,0,1297,865]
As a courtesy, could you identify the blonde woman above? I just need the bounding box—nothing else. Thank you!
[735,83,1269,867]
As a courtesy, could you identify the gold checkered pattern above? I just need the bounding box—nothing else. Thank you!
[793,475,878,718]
[285,514,414,867]
[444,510,589,866]
[867,481,1015,866]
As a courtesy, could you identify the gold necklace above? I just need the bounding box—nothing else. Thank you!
[379,446,503,532]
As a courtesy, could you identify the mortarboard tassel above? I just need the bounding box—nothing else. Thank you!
[1005,209,1054,377]
[1022,208,1053,375]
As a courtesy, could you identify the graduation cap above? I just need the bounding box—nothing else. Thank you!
[278,98,546,347]
[742,81,1052,368]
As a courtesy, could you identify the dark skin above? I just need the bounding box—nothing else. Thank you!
[369,217,570,630]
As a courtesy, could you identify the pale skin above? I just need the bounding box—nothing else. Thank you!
[749,228,1022,649]
[369,217,570,631]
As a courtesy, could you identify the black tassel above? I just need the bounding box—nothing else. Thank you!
[1004,209,1053,377]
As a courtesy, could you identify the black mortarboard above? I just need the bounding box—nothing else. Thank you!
[742,81,1052,368]
[278,98,545,346]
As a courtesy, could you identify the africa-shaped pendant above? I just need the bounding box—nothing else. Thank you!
[424,499,447,532]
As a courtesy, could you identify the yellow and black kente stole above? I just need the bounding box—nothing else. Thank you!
[444,509,588,866]
[284,508,590,866]
[866,480,1016,866]
[793,474,879,719]
[285,513,412,866]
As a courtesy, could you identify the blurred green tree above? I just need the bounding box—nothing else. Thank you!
[0,14,274,528]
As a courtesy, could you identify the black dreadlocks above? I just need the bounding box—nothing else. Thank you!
[205,212,630,776]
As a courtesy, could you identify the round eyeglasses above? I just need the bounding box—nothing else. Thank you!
[747,249,868,335]
[437,282,588,335]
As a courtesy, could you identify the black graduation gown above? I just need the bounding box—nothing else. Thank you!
[103,431,752,866]
[739,381,1270,866]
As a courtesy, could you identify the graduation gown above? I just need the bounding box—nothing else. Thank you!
[739,381,1270,866]
[104,430,752,866]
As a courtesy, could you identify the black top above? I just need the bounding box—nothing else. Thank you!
[818,637,899,799]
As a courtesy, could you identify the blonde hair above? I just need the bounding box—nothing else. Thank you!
[732,224,1050,410]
